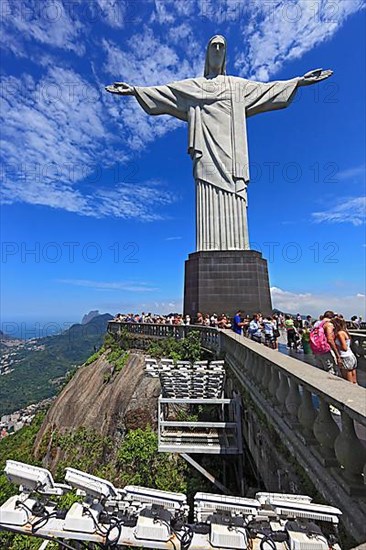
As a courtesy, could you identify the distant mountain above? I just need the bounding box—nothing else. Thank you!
[81,310,101,325]
[0,313,113,417]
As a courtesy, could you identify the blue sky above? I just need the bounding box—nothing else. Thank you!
[1,0,365,330]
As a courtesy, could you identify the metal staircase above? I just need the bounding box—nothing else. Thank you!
[145,358,242,455]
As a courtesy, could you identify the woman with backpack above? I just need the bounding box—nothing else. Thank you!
[332,317,358,384]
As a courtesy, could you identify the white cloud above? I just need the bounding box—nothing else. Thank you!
[151,0,197,24]
[271,286,366,319]
[233,0,363,79]
[95,0,126,28]
[0,0,85,55]
[337,164,365,181]
[0,69,176,220]
[165,236,182,241]
[57,279,158,292]
[312,197,366,226]
[93,183,176,221]
[102,27,202,150]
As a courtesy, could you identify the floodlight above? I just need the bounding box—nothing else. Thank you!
[285,520,329,550]
[268,499,342,524]
[160,359,174,365]
[5,460,70,495]
[124,485,189,517]
[194,492,260,523]
[0,495,37,525]
[209,514,248,549]
[65,468,120,500]
[135,506,172,542]
[256,492,312,505]
[64,501,104,533]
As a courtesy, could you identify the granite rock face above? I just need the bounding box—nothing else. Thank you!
[34,352,160,467]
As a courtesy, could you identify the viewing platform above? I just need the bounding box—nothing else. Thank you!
[108,321,366,543]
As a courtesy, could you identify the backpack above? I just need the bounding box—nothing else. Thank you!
[310,321,331,354]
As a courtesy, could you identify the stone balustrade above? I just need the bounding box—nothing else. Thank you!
[108,321,220,352]
[107,321,366,543]
[349,330,366,357]
[220,331,366,543]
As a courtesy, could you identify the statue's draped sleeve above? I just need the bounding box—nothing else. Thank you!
[134,82,192,122]
[243,78,300,117]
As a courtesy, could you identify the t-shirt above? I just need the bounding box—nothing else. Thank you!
[233,314,242,335]
[285,319,295,330]
[263,320,274,336]
[249,320,261,336]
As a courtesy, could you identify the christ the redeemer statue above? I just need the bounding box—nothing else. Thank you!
[106,35,332,251]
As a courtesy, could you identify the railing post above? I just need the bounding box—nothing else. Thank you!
[285,377,301,424]
[268,364,279,403]
[298,388,316,443]
[313,398,340,465]
[334,412,366,486]
[255,355,265,386]
[276,371,289,414]
[262,360,272,394]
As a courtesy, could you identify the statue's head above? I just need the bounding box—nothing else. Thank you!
[204,35,227,77]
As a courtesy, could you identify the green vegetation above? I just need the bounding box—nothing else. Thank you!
[83,347,104,365]
[147,330,204,363]
[116,427,187,491]
[0,414,46,549]
[0,314,113,416]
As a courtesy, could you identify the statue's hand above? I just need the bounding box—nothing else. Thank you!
[105,82,135,95]
[299,68,333,86]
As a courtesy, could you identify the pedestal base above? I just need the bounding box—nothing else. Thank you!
[183,250,272,319]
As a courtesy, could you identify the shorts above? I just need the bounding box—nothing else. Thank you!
[315,352,336,375]
[340,354,357,371]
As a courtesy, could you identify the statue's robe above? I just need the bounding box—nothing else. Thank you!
[134,75,299,250]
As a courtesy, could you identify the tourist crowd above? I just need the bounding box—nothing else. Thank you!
[112,310,361,385]
[112,311,232,328]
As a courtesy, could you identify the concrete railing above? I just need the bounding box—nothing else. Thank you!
[108,321,366,542]
[107,321,220,352]
[220,331,366,542]
[349,331,366,357]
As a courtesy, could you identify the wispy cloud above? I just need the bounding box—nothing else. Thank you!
[57,279,158,292]
[0,0,85,56]
[336,164,365,181]
[165,236,182,241]
[312,197,366,226]
[102,27,202,151]
[271,286,366,319]
[0,68,175,220]
[234,0,363,80]
[95,0,126,28]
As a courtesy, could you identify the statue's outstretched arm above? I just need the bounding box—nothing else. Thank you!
[297,69,333,87]
[105,82,135,95]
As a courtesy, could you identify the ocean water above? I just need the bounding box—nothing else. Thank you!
[1,319,78,340]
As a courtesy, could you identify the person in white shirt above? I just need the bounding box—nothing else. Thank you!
[333,316,358,384]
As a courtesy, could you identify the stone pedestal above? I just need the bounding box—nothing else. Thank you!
[184,250,272,319]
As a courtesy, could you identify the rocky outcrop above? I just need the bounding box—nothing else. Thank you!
[81,310,101,325]
[34,351,160,459]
